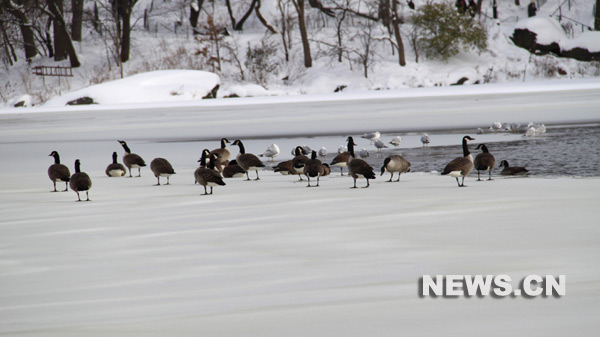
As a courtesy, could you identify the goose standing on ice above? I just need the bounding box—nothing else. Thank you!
[421,133,430,147]
[331,144,351,176]
[441,135,475,187]
[474,144,496,181]
[150,157,176,185]
[292,146,310,181]
[346,137,376,188]
[381,155,411,182]
[209,138,232,172]
[70,159,92,201]
[231,139,265,180]
[48,151,70,192]
[389,136,402,147]
[194,153,226,195]
[259,143,280,162]
[105,152,126,177]
[118,140,146,177]
[499,160,529,176]
[304,150,325,187]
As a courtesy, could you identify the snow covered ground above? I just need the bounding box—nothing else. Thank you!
[1,82,600,336]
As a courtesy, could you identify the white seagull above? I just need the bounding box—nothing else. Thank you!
[421,133,430,147]
[389,136,402,147]
[260,144,280,161]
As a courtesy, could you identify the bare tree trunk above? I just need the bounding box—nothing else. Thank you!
[52,0,68,61]
[3,0,38,60]
[225,0,237,28]
[293,0,312,68]
[595,0,600,31]
[120,2,133,63]
[71,0,84,41]
[256,0,278,34]
[48,0,81,67]
[190,0,204,28]
[0,20,18,65]
[392,0,406,66]
[234,0,258,31]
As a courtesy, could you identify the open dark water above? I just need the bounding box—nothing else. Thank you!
[357,124,600,178]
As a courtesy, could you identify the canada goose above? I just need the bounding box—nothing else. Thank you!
[150,157,176,185]
[222,159,246,178]
[389,136,402,147]
[322,163,331,176]
[194,149,210,184]
[209,138,231,172]
[318,147,327,160]
[70,159,92,201]
[380,155,411,182]
[292,146,309,181]
[474,144,496,181]
[374,139,388,152]
[304,150,325,187]
[48,151,70,192]
[499,160,529,176]
[347,137,376,188]
[194,153,226,195]
[361,131,380,144]
[259,143,280,162]
[118,140,146,177]
[421,133,430,147]
[105,152,126,177]
[441,135,475,187]
[231,139,265,180]
[273,160,295,175]
[330,143,351,176]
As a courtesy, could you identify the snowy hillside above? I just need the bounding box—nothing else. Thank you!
[1,0,599,107]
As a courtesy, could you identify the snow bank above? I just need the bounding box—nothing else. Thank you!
[43,70,220,107]
[514,17,567,46]
[562,31,600,53]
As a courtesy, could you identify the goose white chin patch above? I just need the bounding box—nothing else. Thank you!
[448,171,463,178]
[107,170,125,177]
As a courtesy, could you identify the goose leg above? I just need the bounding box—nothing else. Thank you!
[351,179,357,188]
[455,177,461,187]
[203,186,209,195]
[316,176,320,187]
[297,174,303,182]
[396,174,401,182]
[210,187,213,195]
[460,177,467,187]
[166,177,170,185]
[155,177,161,186]
[245,172,251,181]
[76,191,81,202]
[63,182,69,191]
[477,170,481,181]
[85,191,90,201]
[388,173,393,182]
[137,168,141,177]
[362,179,370,188]
[254,171,260,181]
[52,181,58,192]
[128,168,132,178]
[488,170,493,181]
[340,167,344,176]
[306,176,311,187]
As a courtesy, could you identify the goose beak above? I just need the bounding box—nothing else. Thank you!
[380,167,386,176]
